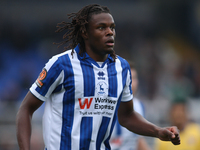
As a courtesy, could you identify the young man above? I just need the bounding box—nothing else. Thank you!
[110,62,151,150]
[16,4,180,150]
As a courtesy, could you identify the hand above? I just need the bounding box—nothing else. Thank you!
[157,126,180,145]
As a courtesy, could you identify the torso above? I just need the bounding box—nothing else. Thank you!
[30,46,133,150]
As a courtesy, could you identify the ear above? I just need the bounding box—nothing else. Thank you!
[81,30,88,40]
[80,26,88,40]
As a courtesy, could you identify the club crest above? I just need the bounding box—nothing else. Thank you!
[96,81,108,96]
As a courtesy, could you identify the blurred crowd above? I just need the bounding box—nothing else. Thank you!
[0,1,200,149]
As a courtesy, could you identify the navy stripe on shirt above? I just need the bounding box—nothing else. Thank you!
[107,62,117,97]
[60,54,75,150]
[80,117,93,149]
[96,117,111,150]
[81,61,95,97]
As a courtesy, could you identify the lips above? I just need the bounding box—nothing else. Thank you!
[105,39,114,46]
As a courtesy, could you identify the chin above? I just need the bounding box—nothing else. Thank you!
[105,48,114,54]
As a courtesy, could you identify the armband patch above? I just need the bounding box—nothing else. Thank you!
[36,68,47,87]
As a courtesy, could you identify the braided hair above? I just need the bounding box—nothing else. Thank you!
[54,4,116,59]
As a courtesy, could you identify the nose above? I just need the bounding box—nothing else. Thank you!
[106,27,114,36]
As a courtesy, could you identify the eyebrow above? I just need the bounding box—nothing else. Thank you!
[97,22,115,26]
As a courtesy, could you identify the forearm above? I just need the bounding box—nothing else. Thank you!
[16,108,33,150]
[118,111,161,138]
[118,100,180,144]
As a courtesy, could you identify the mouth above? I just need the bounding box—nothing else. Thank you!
[105,39,114,47]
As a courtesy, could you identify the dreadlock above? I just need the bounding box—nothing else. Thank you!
[54,4,116,60]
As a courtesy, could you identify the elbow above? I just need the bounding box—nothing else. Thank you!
[118,119,126,127]
[118,113,131,128]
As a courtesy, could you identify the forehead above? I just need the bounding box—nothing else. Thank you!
[89,13,115,25]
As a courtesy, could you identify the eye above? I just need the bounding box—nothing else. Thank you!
[110,25,115,30]
[110,27,115,30]
[98,26,104,30]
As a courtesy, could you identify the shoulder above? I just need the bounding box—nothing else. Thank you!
[116,55,129,64]
[52,49,73,61]
[48,49,75,64]
[43,49,75,72]
[115,55,130,69]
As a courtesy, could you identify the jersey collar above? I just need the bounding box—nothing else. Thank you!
[74,44,114,62]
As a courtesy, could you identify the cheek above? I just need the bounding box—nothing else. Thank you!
[90,34,103,45]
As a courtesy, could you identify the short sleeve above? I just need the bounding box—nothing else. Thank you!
[30,56,64,101]
[121,62,133,102]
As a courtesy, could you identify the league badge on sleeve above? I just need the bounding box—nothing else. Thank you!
[36,68,47,87]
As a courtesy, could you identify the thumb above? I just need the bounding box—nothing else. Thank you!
[170,132,175,139]
[167,127,176,139]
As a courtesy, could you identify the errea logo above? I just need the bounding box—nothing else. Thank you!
[97,71,105,80]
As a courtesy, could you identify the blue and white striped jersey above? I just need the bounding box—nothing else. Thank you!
[30,45,133,150]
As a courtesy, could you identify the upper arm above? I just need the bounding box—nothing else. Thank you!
[18,91,44,115]
[117,99,134,125]
[16,91,44,149]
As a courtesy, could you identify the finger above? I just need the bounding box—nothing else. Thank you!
[171,133,175,139]
[172,139,181,145]
[168,126,179,138]
[166,128,175,139]
[171,134,181,145]
[172,141,180,145]
[171,126,179,134]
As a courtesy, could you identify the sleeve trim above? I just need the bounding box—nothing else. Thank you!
[30,88,47,102]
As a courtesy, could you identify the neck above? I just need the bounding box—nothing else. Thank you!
[85,46,108,62]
